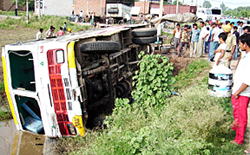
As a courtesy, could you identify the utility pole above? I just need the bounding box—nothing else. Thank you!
[15,0,18,16]
[159,0,163,18]
[144,0,145,15]
[16,0,18,9]
[176,0,179,14]
[26,0,29,24]
[38,0,41,18]
[87,0,89,15]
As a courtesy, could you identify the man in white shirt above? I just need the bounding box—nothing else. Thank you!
[79,11,83,17]
[231,34,250,146]
[36,28,43,40]
[46,26,55,38]
[197,21,209,57]
[124,12,131,24]
[209,23,220,60]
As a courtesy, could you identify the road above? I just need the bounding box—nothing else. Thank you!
[0,15,22,21]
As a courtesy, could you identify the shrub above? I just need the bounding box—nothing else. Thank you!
[132,53,175,108]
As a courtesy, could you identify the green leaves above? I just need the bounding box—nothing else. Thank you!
[132,52,175,108]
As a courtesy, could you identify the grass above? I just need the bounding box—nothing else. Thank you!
[0,110,12,121]
[55,58,244,155]
[174,59,212,90]
[0,10,32,17]
[0,15,91,33]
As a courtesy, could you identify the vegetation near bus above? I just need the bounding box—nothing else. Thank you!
[0,81,12,121]
[0,15,91,32]
[56,55,244,154]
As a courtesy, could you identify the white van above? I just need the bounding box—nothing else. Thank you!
[2,25,156,137]
[196,8,212,22]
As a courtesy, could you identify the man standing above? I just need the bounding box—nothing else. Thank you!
[178,25,190,57]
[190,24,200,58]
[222,25,236,68]
[36,28,43,40]
[231,34,250,146]
[124,12,131,24]
[197,21,209,57]
[232,26,239,59]
[173,23,181,55]
[209,23,220,60]
[237,21,242,36]
[63,22,67,33]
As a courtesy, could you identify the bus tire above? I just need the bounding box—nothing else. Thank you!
[132,36,157,44]
[131,28,157,37]
[80,41,121,54]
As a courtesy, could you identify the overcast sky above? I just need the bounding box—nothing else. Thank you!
[181,0,250,9]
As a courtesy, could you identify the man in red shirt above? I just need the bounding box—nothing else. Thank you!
[57,27,65,36]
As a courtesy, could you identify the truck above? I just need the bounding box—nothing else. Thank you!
[196,7,213,22]
[211,8,222,20]
[106,3,132,23]
[2,24,157,137]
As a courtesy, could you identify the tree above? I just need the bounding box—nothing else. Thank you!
[203,0,211,8]
[173,0,182,5]
[11,0,34,10]
[220,2,228,13]
[224,6,250,18]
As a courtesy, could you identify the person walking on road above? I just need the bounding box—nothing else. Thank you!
[173,23,181,55]
[197,21,209,57]
[190,24,200,58]
[230,34,250,147]
[222,24,236,68]
[36,28,43,40]
[178,25,190,57]
[209,22,220,60]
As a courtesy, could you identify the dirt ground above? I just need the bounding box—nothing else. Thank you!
[156,48,195,76]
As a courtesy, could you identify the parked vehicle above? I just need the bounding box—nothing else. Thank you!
[2,25,157,137]
[211,8,222,20]
[106,3,132,23]
[196,8,212,22]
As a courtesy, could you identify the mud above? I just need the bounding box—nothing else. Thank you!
[0,120,57,155]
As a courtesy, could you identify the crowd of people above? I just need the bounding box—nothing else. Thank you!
[36,22,71,40]
[173,20,250,69]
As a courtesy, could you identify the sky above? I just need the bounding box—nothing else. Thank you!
[181,0,250,9]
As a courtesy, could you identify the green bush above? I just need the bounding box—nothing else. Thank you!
[132,53,175,108]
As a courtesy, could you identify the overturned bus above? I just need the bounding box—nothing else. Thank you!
[2,24,158,137]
